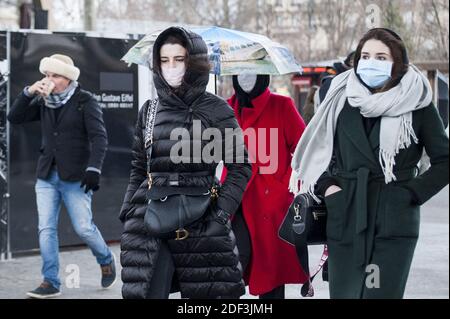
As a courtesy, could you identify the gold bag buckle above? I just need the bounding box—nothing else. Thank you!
[210,185,219,200]
[175,228,189,241]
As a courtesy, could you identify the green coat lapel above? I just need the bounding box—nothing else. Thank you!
[368,118,381,152]
[340,103,379,167]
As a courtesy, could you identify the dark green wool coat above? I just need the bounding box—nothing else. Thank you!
[321,101,449,299]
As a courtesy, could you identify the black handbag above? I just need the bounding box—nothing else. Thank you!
[279,193,327,246]
[145,186,219,240]
[278,193,328,297]
[142,98,220,240]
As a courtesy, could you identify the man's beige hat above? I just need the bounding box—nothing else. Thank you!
[39,54,80,81]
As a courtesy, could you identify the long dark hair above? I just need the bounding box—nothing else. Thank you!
[354,28,409,92]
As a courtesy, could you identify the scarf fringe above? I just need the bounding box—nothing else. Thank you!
[289,170,321,203]
[379,150,397,184]
[289,169,301,195]
[379,115,419,184]
[398,116,419,151]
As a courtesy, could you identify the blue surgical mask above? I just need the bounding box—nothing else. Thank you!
[357,58,393,89]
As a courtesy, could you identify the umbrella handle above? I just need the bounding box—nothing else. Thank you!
[215,74,218,95]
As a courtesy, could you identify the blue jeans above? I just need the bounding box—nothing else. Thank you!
[35,169,112,289]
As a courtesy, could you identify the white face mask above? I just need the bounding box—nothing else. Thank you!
[237,74,257,93]
[357,58,393,89]
[162,64,186,88]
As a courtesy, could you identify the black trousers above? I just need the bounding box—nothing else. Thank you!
[232,206,286,299]
[146,239,243,299]
[146,241,175,299]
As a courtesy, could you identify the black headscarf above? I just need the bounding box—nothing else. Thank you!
[232,75,270,110]
[152,27,210,107]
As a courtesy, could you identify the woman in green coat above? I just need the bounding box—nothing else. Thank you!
[289,28,449,299]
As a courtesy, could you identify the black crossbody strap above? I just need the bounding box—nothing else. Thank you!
[144,98,159,150]
[144,99,159,175]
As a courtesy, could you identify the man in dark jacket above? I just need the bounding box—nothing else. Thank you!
[7,54,116,298]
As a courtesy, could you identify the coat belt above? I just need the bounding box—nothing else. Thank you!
[332,167,418,267]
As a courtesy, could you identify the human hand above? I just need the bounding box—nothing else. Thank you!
[80,171,100,193]
[325,185,342,197]
[28,78,55,97]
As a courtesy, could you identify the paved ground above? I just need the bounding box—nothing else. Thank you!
[0,187,448,299]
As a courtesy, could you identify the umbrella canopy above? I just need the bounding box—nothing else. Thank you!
[121,26,302,76]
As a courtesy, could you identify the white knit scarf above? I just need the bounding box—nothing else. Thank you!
[289,65,432,199]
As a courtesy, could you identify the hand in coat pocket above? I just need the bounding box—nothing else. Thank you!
[325,185,343,197]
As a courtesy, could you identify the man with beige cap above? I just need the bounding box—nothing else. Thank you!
[8,54,116,298]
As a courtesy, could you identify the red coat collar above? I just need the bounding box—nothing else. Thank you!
[230,88,271,129]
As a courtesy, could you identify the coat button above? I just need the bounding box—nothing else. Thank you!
[53,132,58,136]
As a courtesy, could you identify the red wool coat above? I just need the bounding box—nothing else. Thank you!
[228,89,308,295]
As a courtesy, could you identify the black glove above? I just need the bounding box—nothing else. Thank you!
[80,170,100,193]
[214,208,232,225]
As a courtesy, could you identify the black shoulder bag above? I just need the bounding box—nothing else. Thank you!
[143,99,220,241]
[278,193,328,297]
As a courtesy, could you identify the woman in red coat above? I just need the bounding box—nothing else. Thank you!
[228,74,307,298]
